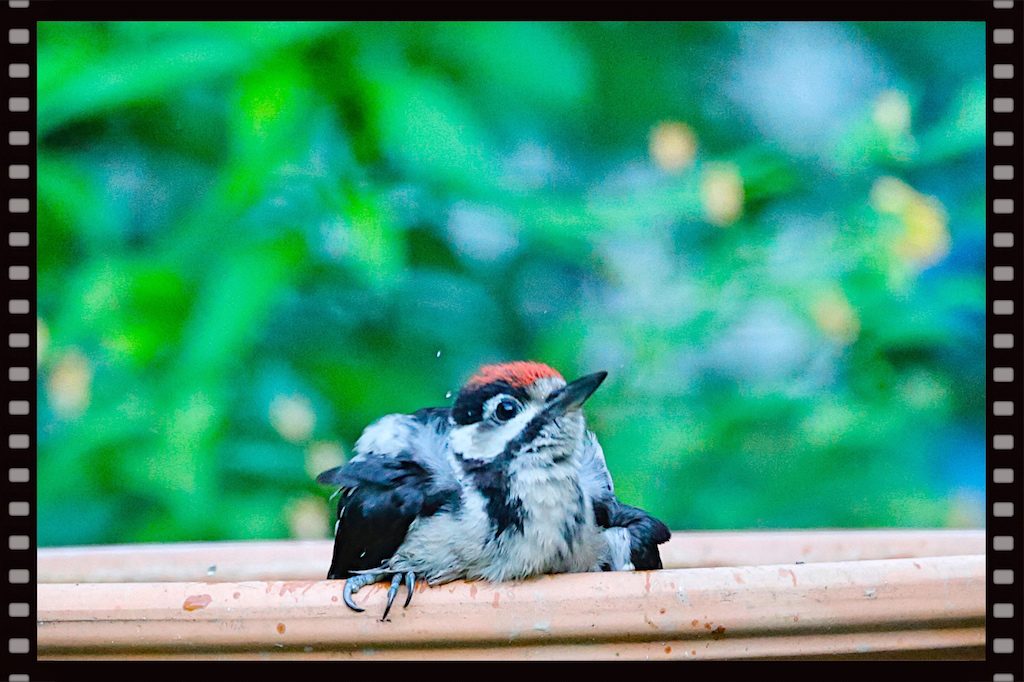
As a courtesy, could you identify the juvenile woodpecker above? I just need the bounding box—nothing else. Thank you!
[316,361,671,620]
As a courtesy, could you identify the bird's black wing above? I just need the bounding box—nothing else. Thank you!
[593,498,671,570]
[579,431,671,570]
[315,408,461,580]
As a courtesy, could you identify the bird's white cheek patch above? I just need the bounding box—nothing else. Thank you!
[450,423,510,460]
[450,407,539,460]
[448,425,475,457]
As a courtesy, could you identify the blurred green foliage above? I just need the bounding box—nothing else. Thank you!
[36,21,986,546]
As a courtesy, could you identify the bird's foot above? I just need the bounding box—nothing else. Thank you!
[381,571,417,621]
[342,572,383,612]
[342,570,418,621]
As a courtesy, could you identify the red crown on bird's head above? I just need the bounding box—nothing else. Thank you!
[464,361,563,390]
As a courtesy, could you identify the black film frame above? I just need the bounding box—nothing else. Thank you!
[2,2,1021,681]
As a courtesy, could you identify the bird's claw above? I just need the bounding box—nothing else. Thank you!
[403,570,415,608]
[380,571,417,621]
[381,573,403,621]
[341,571,417,620]
[342,572,380,612]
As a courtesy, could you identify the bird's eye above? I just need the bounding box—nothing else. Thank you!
[494,398,520,422]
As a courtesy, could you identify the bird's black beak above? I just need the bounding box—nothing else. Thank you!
[544,371,608,417]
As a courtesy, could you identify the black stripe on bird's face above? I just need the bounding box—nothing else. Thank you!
[451,380,531,425]
[497,372,607,460]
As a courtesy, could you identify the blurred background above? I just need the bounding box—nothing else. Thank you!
[36,21,986,547]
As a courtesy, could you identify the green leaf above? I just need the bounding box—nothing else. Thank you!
[38,21,342,135]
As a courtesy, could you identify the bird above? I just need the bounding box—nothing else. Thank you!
[315,361,671,621]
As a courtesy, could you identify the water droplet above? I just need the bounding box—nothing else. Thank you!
[445,391,453,399]
[435,350,442,358]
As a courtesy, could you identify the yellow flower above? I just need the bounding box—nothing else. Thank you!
[870,176,949,269]
[305,440,346,480]
[649,121,697,173]
[811,289,860,345]
[872,90,912,137]
[47,349,93,419]
[37,317,50,365]
[701,163,744,226]
[869,176,912,214]
[269,394,316,444]
[898,194,949,268]
[286,497,330,540]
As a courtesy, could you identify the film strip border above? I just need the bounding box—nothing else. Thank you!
[3,0,35,679]
[0,3,1021,682]
[990,2,1024,681]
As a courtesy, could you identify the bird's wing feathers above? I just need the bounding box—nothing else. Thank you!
[578,430,615,502]
[579,430,671,571]
[595,499,671,570]
[318,408,461,579]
